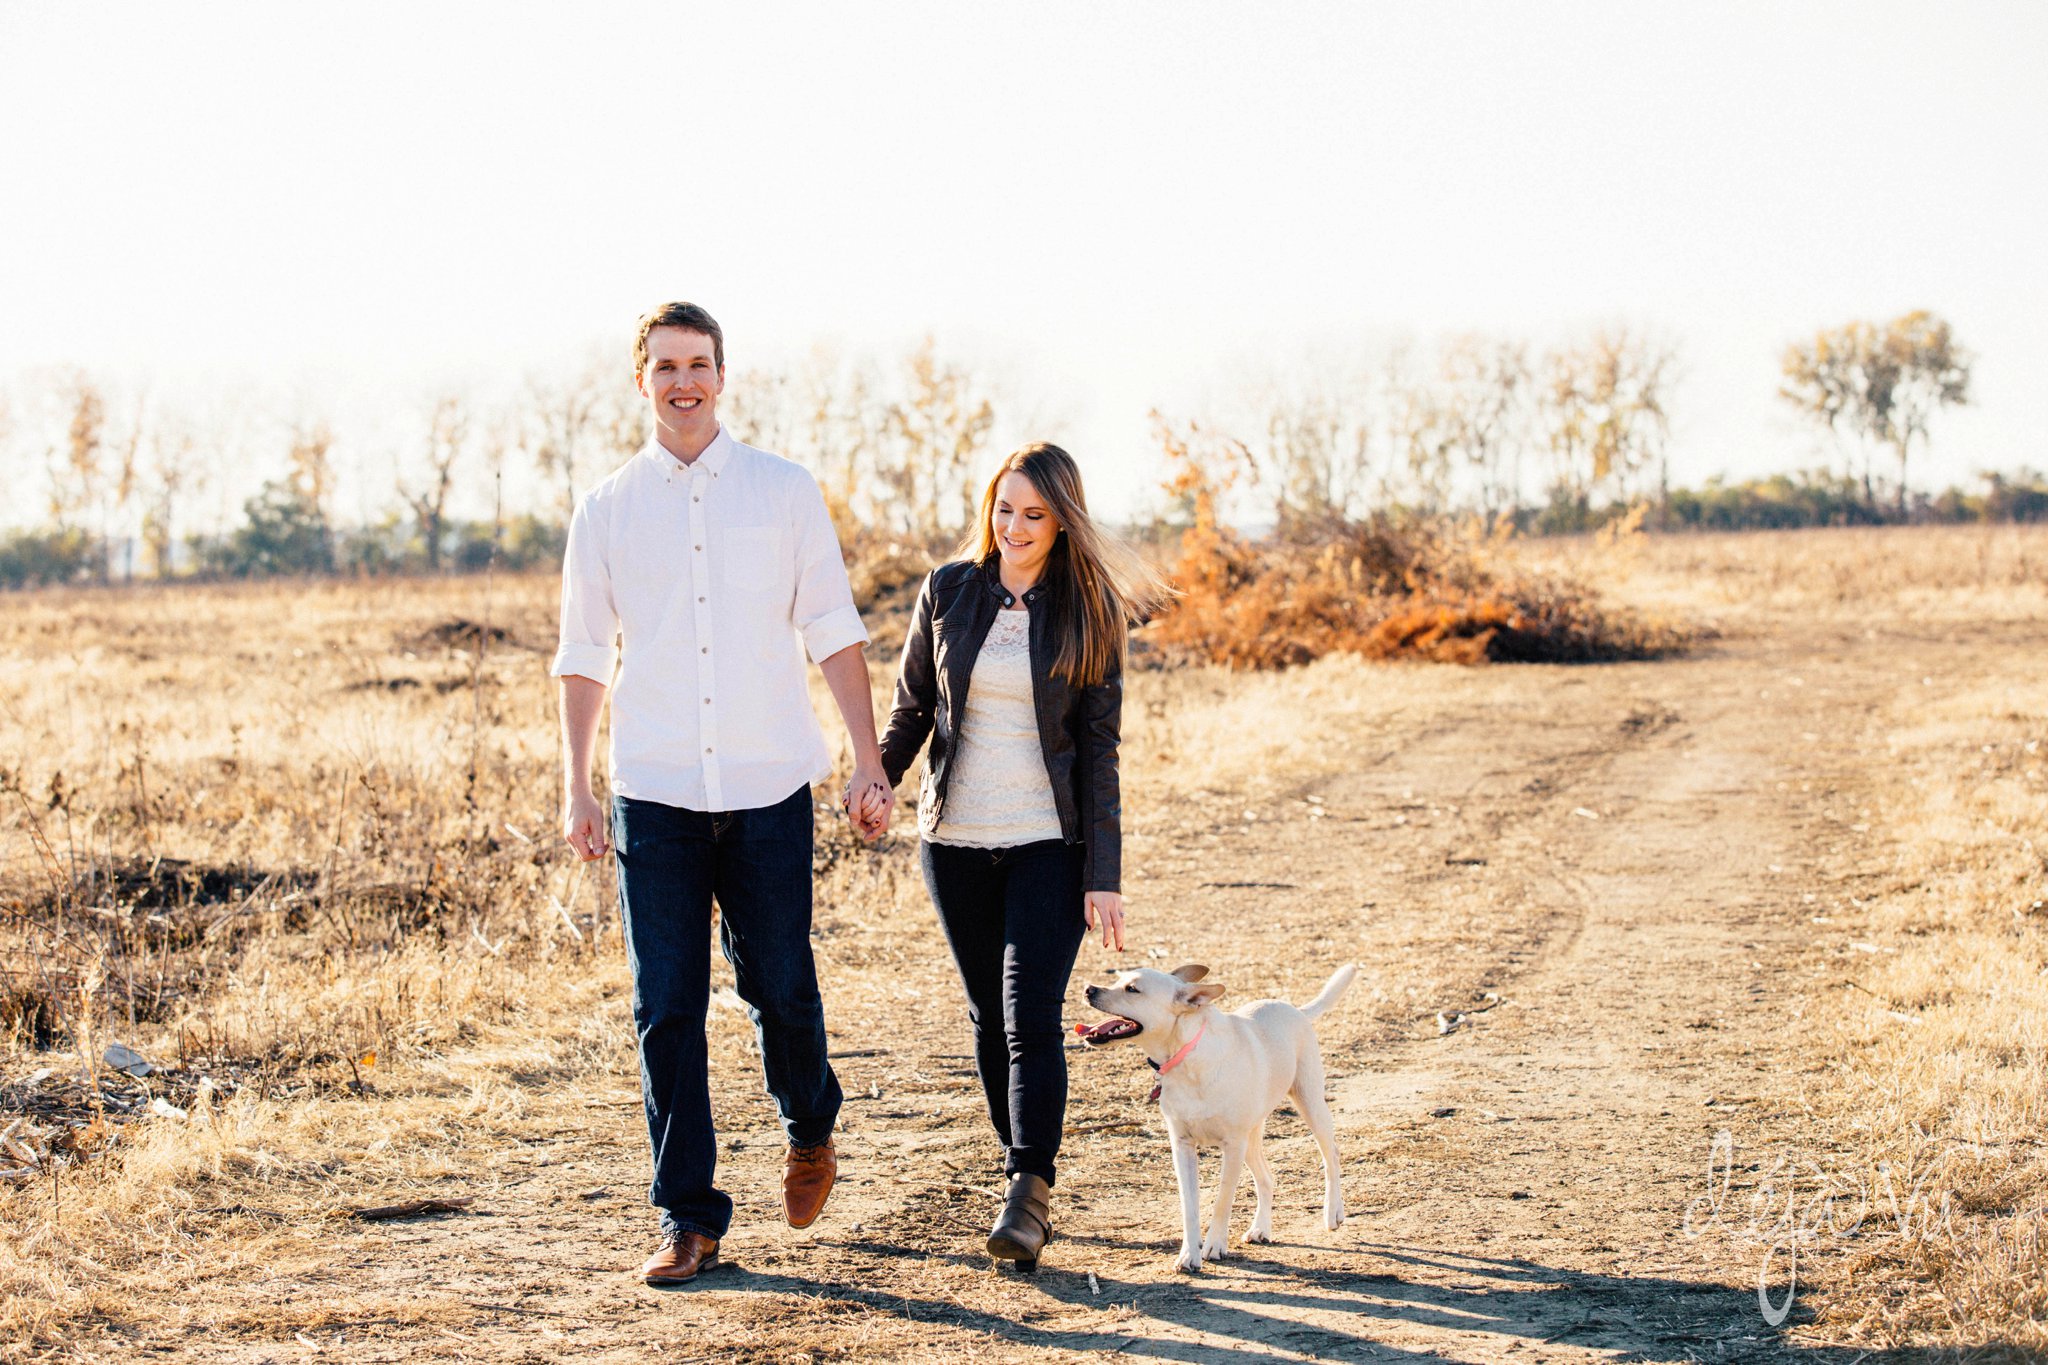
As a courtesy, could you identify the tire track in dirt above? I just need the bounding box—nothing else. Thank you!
[1263,639,1883,1362]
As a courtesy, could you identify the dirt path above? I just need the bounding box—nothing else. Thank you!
[210,619,1958,1364]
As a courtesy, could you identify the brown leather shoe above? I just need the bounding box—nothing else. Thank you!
[783,1139,837,1228]
[640,1231,719,1287]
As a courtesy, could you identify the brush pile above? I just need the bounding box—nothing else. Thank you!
[1146,511,1686,670]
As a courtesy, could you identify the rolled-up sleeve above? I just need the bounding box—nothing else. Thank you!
[789,472,869,664]
[550,493,620,684]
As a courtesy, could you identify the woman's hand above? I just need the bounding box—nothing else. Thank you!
[1084,891,1125,952]
[840,769,894,842]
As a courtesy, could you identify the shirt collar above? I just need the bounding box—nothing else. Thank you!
[976,555,1047,608]
[640,425,735,478]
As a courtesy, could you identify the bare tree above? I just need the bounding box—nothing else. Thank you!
[104,394,148,581]
[1781,311,1969,516]
[1781,319,1879,506]
[401,396,467,572]
[528,352,637,524]
[730,340,1005,542]
[1877,312,1970,516]
[749,348,892,529]
[285,417,337,567]
[43,372,111,579]
[719,363,797,461]
[1540,328,1675,515]
[1391,369,1457,514]
[1261,384,1373,535]
[140,410,208,580]
[1437,335,1531,520]
[879,337,995,539]
[47,373,103,527]
[1540,346,1593,513]
[801,358,879,523]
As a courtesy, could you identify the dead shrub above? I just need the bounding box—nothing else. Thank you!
[0,976,63,1047]
[412,618,518,651]
[1148,512,1685,669]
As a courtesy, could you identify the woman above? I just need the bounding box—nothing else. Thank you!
[874,442,1168,1270]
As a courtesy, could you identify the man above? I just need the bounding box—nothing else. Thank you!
[552,301,895,1287]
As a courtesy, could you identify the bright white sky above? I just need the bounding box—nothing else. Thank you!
[2,1,2044,523]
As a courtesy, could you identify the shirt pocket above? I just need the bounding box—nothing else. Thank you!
[716,525,787,598]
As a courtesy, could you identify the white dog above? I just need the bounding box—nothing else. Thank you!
[1078,963,1355,1272]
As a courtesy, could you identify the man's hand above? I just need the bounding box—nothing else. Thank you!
[842,763,894,842]
[557,675,609,860]
[563,789,610,861]
[817,643,891,843]
[1084,891,1125,952]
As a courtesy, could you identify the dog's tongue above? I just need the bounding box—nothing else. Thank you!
[1075,1017,1140,1042]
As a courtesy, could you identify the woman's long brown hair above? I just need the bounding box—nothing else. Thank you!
[956,443,1173,687]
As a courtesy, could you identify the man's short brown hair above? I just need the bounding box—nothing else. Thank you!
[634,302,724,377]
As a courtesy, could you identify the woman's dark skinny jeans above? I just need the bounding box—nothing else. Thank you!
[920,837,1087,1185]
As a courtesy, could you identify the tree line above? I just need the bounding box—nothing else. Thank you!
[0,310,2033,590]
[1173,310,1997,539]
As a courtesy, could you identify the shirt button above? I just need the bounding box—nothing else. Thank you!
[704,746,713,754]
[695,544,702,551]
[701,646,708,654]
[698,595,706,603]
[703,697,711,704]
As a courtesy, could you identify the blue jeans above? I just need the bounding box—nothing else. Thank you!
[612,786,842,1241]
[919,838,1087,1184]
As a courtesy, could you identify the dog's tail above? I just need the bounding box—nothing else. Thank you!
[1299,963,1359,1021]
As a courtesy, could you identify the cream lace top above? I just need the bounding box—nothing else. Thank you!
[923,608,1064,848]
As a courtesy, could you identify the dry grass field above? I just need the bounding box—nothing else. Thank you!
[2,524,2045,1362]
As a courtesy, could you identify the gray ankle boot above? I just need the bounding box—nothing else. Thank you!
[986,1173,1053,1269]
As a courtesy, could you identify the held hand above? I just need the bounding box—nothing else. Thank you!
[1084,891,1126,952]
[841,763,895,843]
[563,789,610,862]
[857,782,893,836]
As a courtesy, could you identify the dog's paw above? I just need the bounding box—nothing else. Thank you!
[1200,1237,1232,1262]
[1324,1206,1347,1232]
[1244,1226,1274,1245]
[1174,1249,1204,1274]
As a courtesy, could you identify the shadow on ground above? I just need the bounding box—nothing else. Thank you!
[693,1237,1934,1363]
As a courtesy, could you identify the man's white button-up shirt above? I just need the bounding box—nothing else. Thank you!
[550,426,869,813]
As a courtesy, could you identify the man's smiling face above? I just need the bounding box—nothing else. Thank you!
[637,326,724,453]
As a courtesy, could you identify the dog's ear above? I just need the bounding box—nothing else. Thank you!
[1174,981,1225,1011]
[1169,964,1209,983]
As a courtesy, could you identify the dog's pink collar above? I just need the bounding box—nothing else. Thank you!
[1158,1019,1206,1076]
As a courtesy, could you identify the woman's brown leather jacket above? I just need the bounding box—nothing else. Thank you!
[878,559,1123,893]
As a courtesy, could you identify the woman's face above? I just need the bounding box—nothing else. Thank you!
[991,470,1061,581]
